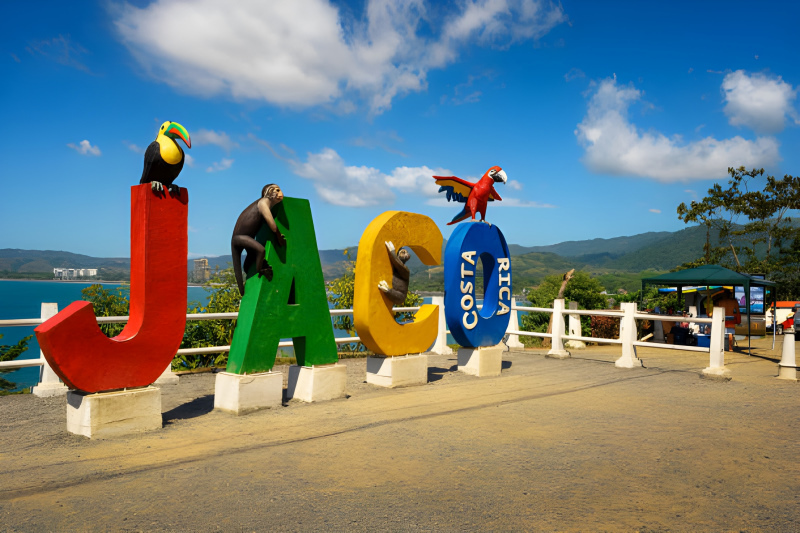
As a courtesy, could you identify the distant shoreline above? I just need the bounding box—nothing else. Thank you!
[0,278,207,287]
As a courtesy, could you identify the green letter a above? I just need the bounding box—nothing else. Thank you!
[227,197,338,374]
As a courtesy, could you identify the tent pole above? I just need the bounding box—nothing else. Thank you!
[771,288,776,351]
[746,281,751,356]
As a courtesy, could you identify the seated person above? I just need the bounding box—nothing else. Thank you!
[714,289,741,352]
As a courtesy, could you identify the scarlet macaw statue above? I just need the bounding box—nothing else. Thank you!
[433,165,507,225]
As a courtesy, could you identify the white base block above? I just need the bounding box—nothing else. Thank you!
[32,381,68,398]
[287,364,347,402]
[457,345,503,377]
[366,354,428,388]
[504,336,525,350]
[546,349,571,359]
[701,366,732,381]
[154,365,180,385]
[66,386,161,439]
[777,365,798,381]
[214,371,283,415]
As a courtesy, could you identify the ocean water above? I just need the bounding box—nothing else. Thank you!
[0,280,457,392]
[0,280,209,392]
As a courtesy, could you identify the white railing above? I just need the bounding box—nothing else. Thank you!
[0,297,730,386]
[505,299,727,372]
[0,306,423,370]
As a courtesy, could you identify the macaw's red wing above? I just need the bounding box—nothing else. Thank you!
[434,176,475,203]
[488,186,502,202]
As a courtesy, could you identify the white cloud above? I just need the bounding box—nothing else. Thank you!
[114,0,565,114]
[564,67,584,82]
[193,129,239,153]
[67,139,101,156]
[649,208,661,214]
[206,158,233,172]
[124,141,144,154]
[386,165,453,198]
[289,147,551,208]
[722,70,799,133]
[27,34,93,74]
[575,76,780,182]
[290,148,396,206]
[507,179,523,190]
[425,196,554,208]
[498,198,555,208]
[184,153,195,167]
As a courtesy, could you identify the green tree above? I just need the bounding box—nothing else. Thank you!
[0,334,32,392]
[520,271,606,340]
[677,167,800,272]
[177,267,241,370]
[81,271,243,371]
[677,166,800,297]
[327,250,358,347]
[81,284,130,336]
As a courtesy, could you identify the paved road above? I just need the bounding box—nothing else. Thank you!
[1,341,799,531]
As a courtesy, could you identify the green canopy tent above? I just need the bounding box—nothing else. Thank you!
[641,265,777,355]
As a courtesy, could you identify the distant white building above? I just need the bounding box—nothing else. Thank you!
[54,268,98,280]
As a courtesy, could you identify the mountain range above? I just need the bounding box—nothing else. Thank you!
[0,225,720,292]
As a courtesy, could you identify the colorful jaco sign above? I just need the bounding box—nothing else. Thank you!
[443,222,512,348]
[35,184,188,393]
[227,198,338,373]
[353,211,443,356]
[34,192,511,393]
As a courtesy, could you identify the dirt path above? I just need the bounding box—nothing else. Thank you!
[1,339,799,531]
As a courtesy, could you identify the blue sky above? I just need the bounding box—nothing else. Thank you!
[2,1,798,258]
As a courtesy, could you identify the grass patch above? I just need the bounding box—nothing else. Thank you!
[0,387,31,396]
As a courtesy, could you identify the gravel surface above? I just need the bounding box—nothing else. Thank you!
[1,339,799,532]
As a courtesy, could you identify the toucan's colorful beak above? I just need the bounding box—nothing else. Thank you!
[166,122,191,148]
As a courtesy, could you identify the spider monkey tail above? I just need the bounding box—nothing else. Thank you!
[232,245,245,296]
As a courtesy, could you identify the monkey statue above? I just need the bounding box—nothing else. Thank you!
[231,184,286,296]
[377,241,411,305]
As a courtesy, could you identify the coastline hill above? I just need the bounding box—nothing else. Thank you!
[0,225,716,291]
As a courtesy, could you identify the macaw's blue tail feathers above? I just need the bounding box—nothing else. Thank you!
[447,205,471,225]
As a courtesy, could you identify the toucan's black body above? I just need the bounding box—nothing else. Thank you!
[139,140,185,188]
[139,121,191,193]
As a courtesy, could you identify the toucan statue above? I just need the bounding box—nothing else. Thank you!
[140,121,191,194]
[434,165,507,225]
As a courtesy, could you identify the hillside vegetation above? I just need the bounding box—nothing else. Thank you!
[0,224,737,292]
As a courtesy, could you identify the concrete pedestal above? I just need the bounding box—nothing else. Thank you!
[366,354,428,388]
[457,345,503,377]
[777,366,798,381]
[32,381,69,398]
[701,367,732,381]
[32,303,68,397]
[154,364,180,386]
[565,301,586,350]
[287,364,347,402]
[66,386,162,438]
[777,332,798,381]
[504,297,525,350]
[214,371,283,415]
[545,349,571,359]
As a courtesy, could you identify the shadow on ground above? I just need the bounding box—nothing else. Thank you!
[162,394,214,424]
